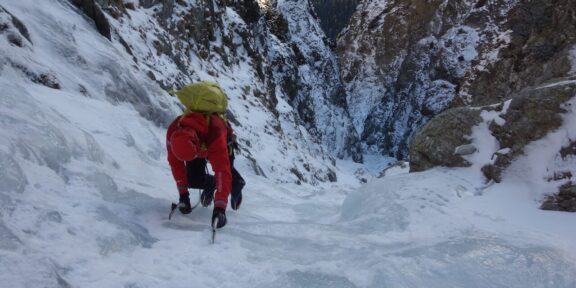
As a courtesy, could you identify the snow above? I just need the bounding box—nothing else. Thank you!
[466,120,500,172]
[505,97,576,201]
[1,0,576,287]
[347,79,385,134]
[5,79,575,287]
[443,26,480,64]
[341,168,576,287]
[538,79,576,89]
[570,45,576,75]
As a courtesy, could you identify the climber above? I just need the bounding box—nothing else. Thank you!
[166,81,245,228]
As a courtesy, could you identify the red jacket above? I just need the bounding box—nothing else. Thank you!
[166,113,232,209]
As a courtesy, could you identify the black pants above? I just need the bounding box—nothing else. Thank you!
[186,157,245,195]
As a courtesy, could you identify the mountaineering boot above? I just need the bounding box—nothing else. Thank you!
[201,175,216,207]
[212,207,227,229]
[230,174,245,210]
[178,193,192,214]
[230,191,242,210]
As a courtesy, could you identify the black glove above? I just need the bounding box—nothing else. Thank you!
[212,207,227,229]
[178,193,192,214]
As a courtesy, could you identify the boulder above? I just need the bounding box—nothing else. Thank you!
[409,107,482,172]
[541,182,576,212]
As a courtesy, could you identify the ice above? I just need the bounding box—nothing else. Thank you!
[0,221,21,250]
[95,206,157,254]
[267,270,357,288]
[0,254,71,288]
[570,45,576,74]
[341,186,411,233]
[0,151,27,194]
[369,238,576,288]
[340,169,476,234]
[83,131,105,163]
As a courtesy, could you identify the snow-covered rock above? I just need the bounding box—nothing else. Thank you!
[410,80,576,209]
[269,0,362,162]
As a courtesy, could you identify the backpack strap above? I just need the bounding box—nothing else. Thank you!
[206,113,236,156]
[180,112,232,155]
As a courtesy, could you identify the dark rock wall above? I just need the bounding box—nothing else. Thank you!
[467,0,576,105]
[310,0,360,41]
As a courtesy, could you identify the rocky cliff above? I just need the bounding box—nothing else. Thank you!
[310,0,360,41]
[338,0,576,159]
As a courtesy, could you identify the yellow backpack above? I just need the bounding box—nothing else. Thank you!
[174,81,228,114]
[172,81,235,155]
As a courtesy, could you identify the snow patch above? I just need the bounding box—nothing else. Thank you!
[570,45,576,74]
[537,79,576,89]
[463,109,506,174]
[504,97,576,200]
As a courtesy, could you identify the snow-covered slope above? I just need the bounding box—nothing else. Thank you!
[2,0,363,186]
[340,169,576,287]
[0,0,361,284]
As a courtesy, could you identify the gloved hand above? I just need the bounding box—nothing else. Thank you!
[212,207,227,229]
[178,193,192,214]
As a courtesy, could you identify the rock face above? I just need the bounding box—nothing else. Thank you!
[69,0,112,39]
[468,0,576,106]
[338,0,576,159]
[543,139,576,212]
[410,82,576,173]
[542,182,576,212]
[309,0,360,41]
[482,82,576,182]
[270,0,363,162]
[409,107,482,172]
